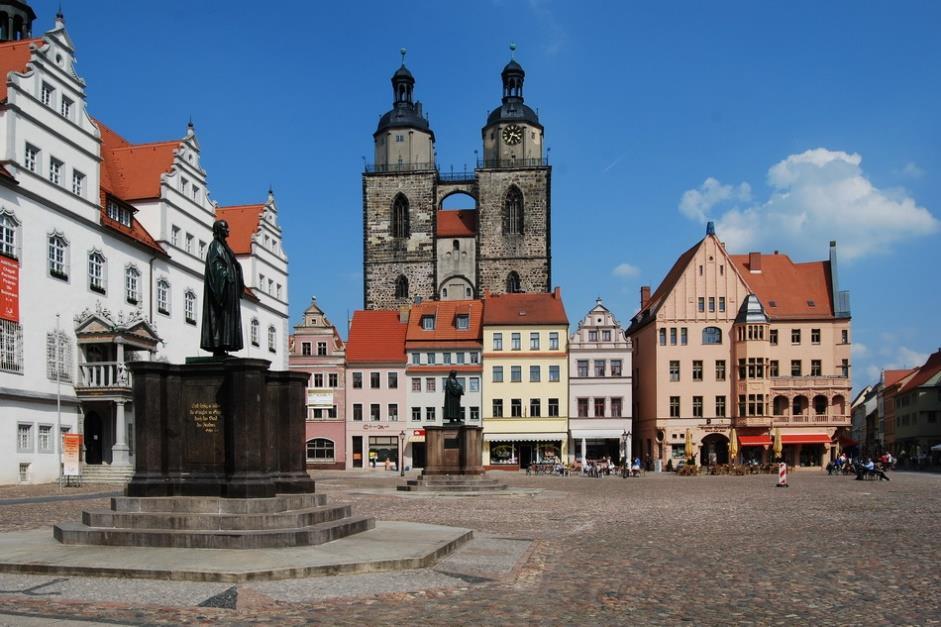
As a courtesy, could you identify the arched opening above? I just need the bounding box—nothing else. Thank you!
[306,438,336,464]
[439,275,473,301]
[792,395,808,419]
[831,394,846,417]
[503,186,523,235]
[506,271,521,293]
[773,395,789,416]
[12,16,23,41]
[452,239,460,252]
[0,14,8,41]
[702,326,722,345]
[85,412,103,465]
[700,433,729,465]
[395,275,408,299]
[813,395,828,416]
[391,194,409,239]
[440,191,476,210]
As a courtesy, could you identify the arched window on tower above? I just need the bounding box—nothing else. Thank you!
[506,271,521,293]
[503,186,523,235]
[391,194,410,239]
[395,275,408,299]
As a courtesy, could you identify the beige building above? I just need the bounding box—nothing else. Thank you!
[627,223,852,469]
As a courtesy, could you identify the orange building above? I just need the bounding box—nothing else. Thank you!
[627,223,852,469]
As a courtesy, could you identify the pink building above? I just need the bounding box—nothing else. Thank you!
[345,310,408,469]
[288,298,346,470]
[627,223,852,469]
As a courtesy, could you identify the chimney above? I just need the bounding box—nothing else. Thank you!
[553,286,561,300]
[399,304,410,324]
[748,252,762,273]
[640,285,651,309]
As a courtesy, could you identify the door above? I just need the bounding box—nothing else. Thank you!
[412,442,426,469]
[85,412,103,465]
[351,436,363,469]
[518,443,534,469]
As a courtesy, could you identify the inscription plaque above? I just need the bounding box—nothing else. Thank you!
[190,401,222,433]
[443,438,460,449]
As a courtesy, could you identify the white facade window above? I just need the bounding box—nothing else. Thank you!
[46,330,72,383]
[40,82,54,106]
[192,185,201,202]
[38,425,53,452]
[72,170,85,196]
[1,319,24,373]
[87,251,106,293]
[184,290,196,324]
[156,279,170,315]
[49,158,63,185]
[125,266,140,303]
[107,200,132,227]
[268,325,277,352]
[17,423,32,452]
[180,177,189,194]
[0,212,18,259]
[276,284,282,300]
[24,144,39,173]
[198,240,207,259]
[268,278,274,294]
[48,233,68,279]
[185,233,194,254]
[60,96,73,119]
[170,225,180,246]
[250,318,259,345]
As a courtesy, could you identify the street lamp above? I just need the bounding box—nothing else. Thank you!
[622,429,633,475]
[399,430,406,477]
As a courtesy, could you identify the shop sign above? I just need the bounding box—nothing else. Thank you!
[363,424,389,430]
[306,389,333,406]
[63,434,82,476]
[413,429,425,436]
[0,256,18,322]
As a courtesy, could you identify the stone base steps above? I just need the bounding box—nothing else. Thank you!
[398,475,509,493]
[78,464,135,485]
[53,493,375,549]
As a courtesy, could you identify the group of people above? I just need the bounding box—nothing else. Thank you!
[569,457,643,478]
[825,452,891,481]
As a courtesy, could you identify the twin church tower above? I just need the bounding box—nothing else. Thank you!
[363,49,551,309]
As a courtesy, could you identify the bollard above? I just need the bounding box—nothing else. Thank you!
[775,461,789,488]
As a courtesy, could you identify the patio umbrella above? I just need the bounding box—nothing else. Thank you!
[729,428,738,463]
[773,427,783,460]
[685,428,693,461]
[931,443,941,452]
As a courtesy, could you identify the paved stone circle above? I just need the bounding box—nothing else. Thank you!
[0,470,938,625]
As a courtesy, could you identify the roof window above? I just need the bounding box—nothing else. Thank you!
[421,315,435,330]
[768,300,777,308]
[807,300,816,307]
[455,314,469,330]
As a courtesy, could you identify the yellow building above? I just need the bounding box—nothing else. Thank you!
[482,289,569,469]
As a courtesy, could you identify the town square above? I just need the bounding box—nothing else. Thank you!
[0,1,939,625]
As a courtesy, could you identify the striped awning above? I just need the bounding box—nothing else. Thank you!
[484,433,565,443]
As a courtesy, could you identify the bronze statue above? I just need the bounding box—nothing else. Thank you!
[444,370,464,424]
[200,219,244,356]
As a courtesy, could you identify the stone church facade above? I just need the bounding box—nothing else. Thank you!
[362,52,551,310]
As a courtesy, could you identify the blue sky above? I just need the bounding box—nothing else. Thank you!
[40,1,940,390]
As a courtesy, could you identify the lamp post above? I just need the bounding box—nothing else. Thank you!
[622,429,632,475]
[399,430,405,477]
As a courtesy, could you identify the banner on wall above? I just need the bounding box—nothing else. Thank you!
[0,256,18,322]
[63,434,82,477]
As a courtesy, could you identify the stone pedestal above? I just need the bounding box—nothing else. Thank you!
[422,425,484,476]
[125,357,316,499]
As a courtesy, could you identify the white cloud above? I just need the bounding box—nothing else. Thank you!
[901,161,924,179]
[612,262,640,278]
[677,148,939,260]
[885,346,929,370]
[851,342,868,358]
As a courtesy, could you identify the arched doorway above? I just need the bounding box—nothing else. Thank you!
[85,411,103,465]
[700,433,729,465]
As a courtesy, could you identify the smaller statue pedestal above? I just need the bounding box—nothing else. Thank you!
[422,424,484,476]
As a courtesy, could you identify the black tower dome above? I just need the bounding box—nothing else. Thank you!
[486,45,541,129]
[0,0,36,42]
[375,48,432,138]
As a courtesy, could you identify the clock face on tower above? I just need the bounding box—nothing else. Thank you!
[502,124,523,145]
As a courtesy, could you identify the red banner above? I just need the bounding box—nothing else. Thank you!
[0,256,17,322]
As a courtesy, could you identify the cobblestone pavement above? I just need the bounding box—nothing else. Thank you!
[0,471,939,625]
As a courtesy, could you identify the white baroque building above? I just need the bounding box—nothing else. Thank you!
[0,5,290,484]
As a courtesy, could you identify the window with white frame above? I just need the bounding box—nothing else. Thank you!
[48,233,68,279]
[38,425,53,452]
[306,438,335,463]
[184,290,196,324]
[17,423,32,452]
[192,185,201,203]
[49,157,63,185]
[1,319,24,373]
[185,233,194,254]
[198,240,207,259]
[0,211,19,259]
[125,266,140,304]
[106,200,132,227]
[87,251,106,293]
[24,144,39,173]
[268,325,277,352]
[40,82,54,106]
[72,170,85,196]
[180,177,189,194]
[250,319,259,345]
[46,329,72,382]
[170,226,180,247]
[60,96,73,119]
[156,279,170,315]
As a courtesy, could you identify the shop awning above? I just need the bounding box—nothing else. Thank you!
[782,434,831,445]
[408,435,425,443]
[739,435,772,447]
[484,433,566,443]
[570,430,628,439]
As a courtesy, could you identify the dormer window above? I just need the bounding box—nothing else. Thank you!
[455,314,469,330]
[421,315,435,330]
[107,200,132,227]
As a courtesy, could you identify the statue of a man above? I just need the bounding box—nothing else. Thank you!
[200,219,244,356]
[443,370,464,424]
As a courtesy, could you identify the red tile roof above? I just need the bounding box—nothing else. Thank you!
[406,300,483,343]
[96,119,178,201]
[483,289,568,326]
[884,368,916,389]
[730,253,834,319]
[0,163,17,182]
[437,210,477,237]
[0,38,41,102]
[215,204,265,254]
[99,203,165,256]
[644,240,701,315]
[899,351,941,393]
[346,310,407,364]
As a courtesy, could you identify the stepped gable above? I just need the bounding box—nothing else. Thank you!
[215,203,265,254]
[730,252,834,319]
[346,310,407,364]
[437,210,477,237]
[0,37,42,101]
[483,288,568,326]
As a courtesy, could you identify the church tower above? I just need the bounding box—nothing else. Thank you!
[0,0,36,41]
[362,50,437,310]
[477,47,551,295]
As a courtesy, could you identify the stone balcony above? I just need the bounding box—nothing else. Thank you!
[733,413,852,428]
[770,375,850,392]
[74,361,132,397]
